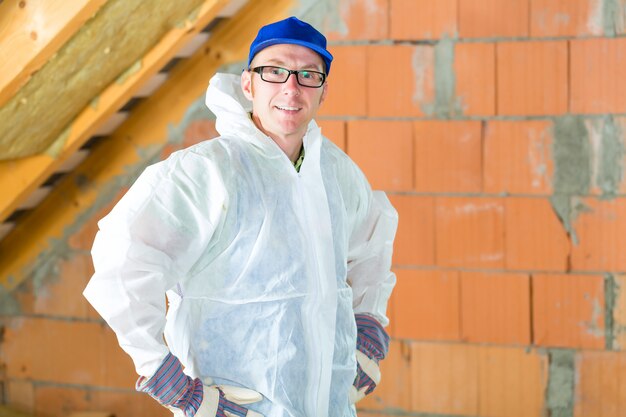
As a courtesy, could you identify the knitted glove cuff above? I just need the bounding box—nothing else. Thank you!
[355,313,390,362]
[136,352,203,417]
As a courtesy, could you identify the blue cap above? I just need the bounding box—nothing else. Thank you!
[247,16,333,75]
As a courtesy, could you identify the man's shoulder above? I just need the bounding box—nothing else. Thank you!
[320,137,351,165]
[321,137,364,177]
[154,136,238,179]
[165,136,239,164]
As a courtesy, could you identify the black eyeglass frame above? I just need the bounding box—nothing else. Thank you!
[249,66,327,88]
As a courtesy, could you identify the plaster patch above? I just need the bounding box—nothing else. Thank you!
[292,0,344,36]
[580,292,605,340]
[0,286,20,315]
[217,60,247,75]
[454,202,503,215]
[550,195,590,246]
[528,125,551,189]
[603,0,626,35]
[421,38,463,118]
[612,274,626,349]
[167,93,216,145]
[412,46,434,107]
[605,274,617,349]
[546,349,575,417]
[29,238,68,294]
[598,116,624,197]
[587,0,605,35]
[550,116,592,244]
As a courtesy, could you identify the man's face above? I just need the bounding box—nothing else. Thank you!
[241,43,328,143]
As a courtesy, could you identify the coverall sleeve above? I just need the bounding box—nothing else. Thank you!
[83,152,226,377]
[346,188,398,327]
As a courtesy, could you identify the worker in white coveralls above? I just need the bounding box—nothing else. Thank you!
[83,16,397,417]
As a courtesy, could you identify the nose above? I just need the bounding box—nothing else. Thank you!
[282,73,301,95]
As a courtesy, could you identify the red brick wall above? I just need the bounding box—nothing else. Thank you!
[321,0,626,416]
[2,1,626,416]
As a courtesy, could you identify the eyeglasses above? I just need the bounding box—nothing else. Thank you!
[250,66,326,88]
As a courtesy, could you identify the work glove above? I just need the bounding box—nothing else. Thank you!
[137,352,264,417]
[349,314,390,404]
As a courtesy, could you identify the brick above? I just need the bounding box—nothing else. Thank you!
[3,317,107,385]
[484,120,554,195]
[387,195,435,266]
[6,380,35,415]
[410,342,548,417]
[326,0,389,41]
[391,269,460,340]
[33,386,171,417]
[414,120,482,193]
[183,119,218,149]
[92,390,171,417]
[319,46,367,117]
[34,386,92,417]
[586,117,626,196]
[410,342,478,415]
[358,340,412,411]
[69,187,126,252]
[163,121,218,161]
[571,198,626,272]
[531,0,604,37]
[614,274,626,350]
[68,217,99,252]
[454,42,496,116]
[505,197,570,271]
[459,0,529,38]
[571,38,626,114]
[103,327,139,388]
[477,346,548,417]
[460,271,531,345]
[317,119,346,151]
[29,254,94,318]
[347,120,413,191]
[574,351,626,417]
[435,197,505,268]
[533,273,605,349]
[390,0,457,40]
[367,45,435,117]
[497,41,568,116]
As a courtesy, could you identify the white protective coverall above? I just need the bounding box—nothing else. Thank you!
[83,73,397,417]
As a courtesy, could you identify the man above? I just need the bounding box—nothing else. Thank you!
[84,16,397,417]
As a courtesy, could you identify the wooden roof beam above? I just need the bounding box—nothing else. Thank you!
[0,0,231,224]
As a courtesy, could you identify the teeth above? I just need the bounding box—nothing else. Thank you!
[277,106,299,111]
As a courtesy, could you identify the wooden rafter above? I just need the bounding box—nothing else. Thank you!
[0,0,294,290]
[0,0,232,224]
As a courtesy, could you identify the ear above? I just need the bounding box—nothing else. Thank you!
[241,70,253,100]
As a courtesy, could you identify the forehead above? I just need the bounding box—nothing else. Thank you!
[252,43,325,69]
